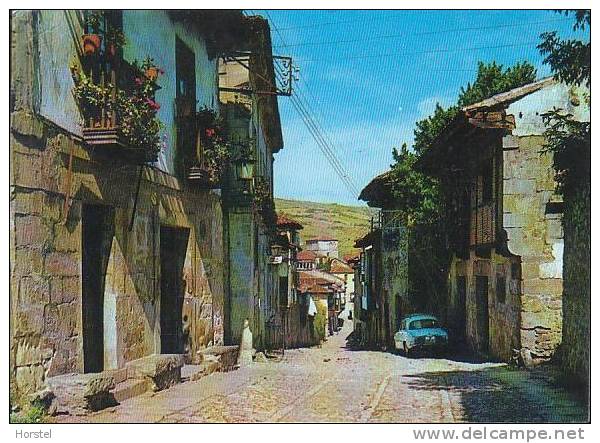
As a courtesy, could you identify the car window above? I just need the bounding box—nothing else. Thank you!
[409,319,438,330]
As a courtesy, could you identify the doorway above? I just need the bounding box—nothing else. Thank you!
[475,275,490,353]
[82,204,114,373]
[160,226,189,354]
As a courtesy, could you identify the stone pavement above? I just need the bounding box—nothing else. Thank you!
[55,320,588,423]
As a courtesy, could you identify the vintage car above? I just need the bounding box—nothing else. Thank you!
[393,314,449,356]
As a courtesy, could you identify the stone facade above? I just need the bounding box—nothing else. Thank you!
[10,10,237,400]
[434,79,589,363]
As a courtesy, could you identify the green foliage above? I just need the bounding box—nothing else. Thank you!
[539,10,591,196]
[412,61,536,157]
[458,61,537,107]
[254,177,277,231]
[388,143,441,225]
[10,402,46,424]
[413,105,459,156]
[541,109,590,194]
[274,199,372,259]
[84,10,103,34]
[538,10,590,87]
[71,62,164,162]
[195,107,232,183]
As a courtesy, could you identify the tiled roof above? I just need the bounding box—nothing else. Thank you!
[329,258,354,274]
[297,250,318,261]
[276,213,303,230]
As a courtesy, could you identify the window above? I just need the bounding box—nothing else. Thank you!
[409,319,439,330]
[496,274,506,304]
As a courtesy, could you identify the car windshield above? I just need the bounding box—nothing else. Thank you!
[409,319,438,330]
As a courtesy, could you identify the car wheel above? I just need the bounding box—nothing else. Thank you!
[403,341,411,357]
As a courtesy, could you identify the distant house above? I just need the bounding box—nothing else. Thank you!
[329,258,355,305]
[298,270,345,338]
[420,77,590,363]
[296,250,317,270]
[305,238,339,260]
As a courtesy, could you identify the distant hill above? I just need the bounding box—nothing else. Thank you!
[275,198,375,260]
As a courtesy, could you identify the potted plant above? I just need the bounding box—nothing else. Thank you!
[141,57,163,82]
[189,107,232,186]
[82,11,103,56]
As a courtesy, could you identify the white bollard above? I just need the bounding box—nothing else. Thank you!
[237,319,255,367]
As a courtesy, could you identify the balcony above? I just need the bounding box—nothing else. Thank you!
[72,55,163,164]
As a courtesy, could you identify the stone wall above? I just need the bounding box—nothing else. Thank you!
[284,296,320,349]
[10,112,226,398]
[503,135,563,361]
[448,253,519,360]
[381,223,408,343]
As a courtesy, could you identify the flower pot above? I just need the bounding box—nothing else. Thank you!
[82,34,102,56]
[145,67,159,81]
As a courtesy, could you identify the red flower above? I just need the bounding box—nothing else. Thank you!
[205,128,216,138]
[145,98,160,110]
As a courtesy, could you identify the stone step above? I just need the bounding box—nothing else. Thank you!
[105,368,128,384]
[113,378,150,403]
[181,362,220,382]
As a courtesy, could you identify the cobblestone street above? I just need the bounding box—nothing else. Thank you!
[58,316,587,424]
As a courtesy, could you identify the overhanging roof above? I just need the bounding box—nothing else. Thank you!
[418,77,555,175]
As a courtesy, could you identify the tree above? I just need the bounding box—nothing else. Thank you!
[538,9,590,87]
[388,143,441,225]
[538,9,591,194]
[538,9,590,390]
[412,61,536,156]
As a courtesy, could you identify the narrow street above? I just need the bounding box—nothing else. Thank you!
[58,310,586,424]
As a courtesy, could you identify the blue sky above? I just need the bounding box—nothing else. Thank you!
[253,10,588,206]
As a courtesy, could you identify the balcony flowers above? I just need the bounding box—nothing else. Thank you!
[71,60,164,162]
[191,107,232,185]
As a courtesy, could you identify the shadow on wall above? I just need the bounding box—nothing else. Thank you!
[402,366,588,423]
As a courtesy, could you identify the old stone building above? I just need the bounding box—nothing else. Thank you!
[218,16,287,351]
[421,78,589,363]
[9,10,286,403]
[352,209,409,350]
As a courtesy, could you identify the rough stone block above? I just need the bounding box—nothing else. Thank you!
[52,223,80,253]
[126,354,184,392]
[11,111,46,142]
[15,365,45,395]
[521,310,561,331]
[12,190,45,217]
[18,275,50,304]
[12,151,44,190]
[15,215,51,249]
[13,247,44,276]
[504,178,536,195]
[503,213,525,228]
[44,252,79,277]
[50,276,79,304]
[545,219,563,241]
[14,305,45,337]
[522,278,563,296]
[43,303,78,338]
[15,339,52,367]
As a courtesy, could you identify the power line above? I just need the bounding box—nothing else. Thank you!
[262,10,361,199]
[295,41,541,63]
[269,11,406,31]
[272,17,571,49]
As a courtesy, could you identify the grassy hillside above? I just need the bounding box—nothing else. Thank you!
[275,198,375,259]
